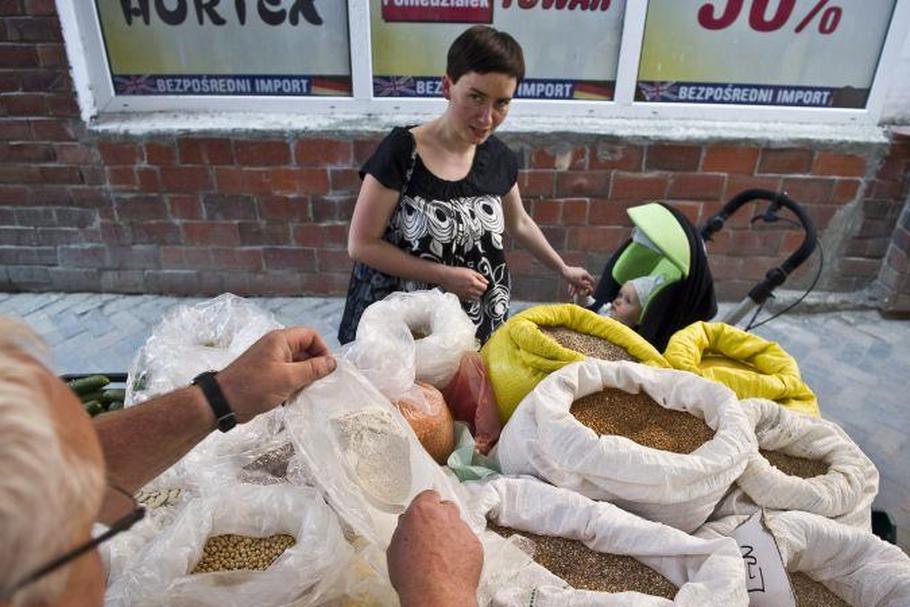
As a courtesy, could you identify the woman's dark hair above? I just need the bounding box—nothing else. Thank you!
[446,25,525,85]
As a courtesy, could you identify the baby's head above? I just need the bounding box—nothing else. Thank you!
[611,276,662,327]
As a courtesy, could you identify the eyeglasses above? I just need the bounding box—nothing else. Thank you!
[0,483,145,601]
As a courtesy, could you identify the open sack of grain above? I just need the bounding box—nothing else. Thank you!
[698,511,910,607]
[663,322,819,416]
[711,397,878,530]
[104,484,352,607]
[465,476,748,607]
[481,304,670,422]
[495,358,756,532]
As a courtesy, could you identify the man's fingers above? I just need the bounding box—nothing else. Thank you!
[287,355,336,388]
[283,327,331,360]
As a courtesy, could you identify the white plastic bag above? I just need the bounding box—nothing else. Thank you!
[356,289,476,389]
[495,359,757,532]
[699,511,910,607]
[466,476,748,607]
[713,398,878,530]
[104,484,352,607]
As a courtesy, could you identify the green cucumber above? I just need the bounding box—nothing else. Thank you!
[101,389,126,404]
[106,401,124,411]
[68,375,110,396]
[80,391,105,404]
[83,400,104,417]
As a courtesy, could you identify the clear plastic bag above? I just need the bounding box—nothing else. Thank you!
[104,484,353,607]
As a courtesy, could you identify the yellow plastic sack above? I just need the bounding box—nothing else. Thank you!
[663,321,819,416]
[481,304,669,422]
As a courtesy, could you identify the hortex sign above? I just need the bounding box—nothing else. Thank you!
[381,0,494,23]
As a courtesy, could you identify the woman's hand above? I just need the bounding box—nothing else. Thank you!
[441,267,489,302]
[562,265,595,298]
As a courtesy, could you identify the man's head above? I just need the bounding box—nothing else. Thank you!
[0,318,106,606]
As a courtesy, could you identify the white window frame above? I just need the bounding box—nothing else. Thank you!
[59,0,910,126]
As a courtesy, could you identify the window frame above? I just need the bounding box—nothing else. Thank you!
[60,0,910,126]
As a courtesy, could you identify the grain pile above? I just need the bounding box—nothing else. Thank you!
[789,572,851,607]
[540,327,635,362]
[489,524,677,598]
[191,533,296,574]
[135,487,182,509]
[760,450,829,479]
[243,443,295,479]
[570,389,714,454]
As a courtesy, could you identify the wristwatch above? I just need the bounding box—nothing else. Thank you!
[192,371,237,433]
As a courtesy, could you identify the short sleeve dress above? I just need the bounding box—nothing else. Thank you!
[338,126,518,345]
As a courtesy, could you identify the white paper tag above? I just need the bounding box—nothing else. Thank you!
[730,511,796,607]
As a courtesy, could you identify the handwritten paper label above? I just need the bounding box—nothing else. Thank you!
[730,511,796,607]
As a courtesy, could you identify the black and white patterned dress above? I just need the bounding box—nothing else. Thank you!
[338,126,518,345]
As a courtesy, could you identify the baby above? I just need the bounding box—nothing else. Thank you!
[579,275,663,328]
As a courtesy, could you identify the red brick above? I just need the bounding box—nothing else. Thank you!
[701,200,756,229]
[29,118,74,141]
[235,139,291,166]
[58,245,108,267]
[702,146,759,174]
[144,141,176,166]
[518,170,554,197]
[160,246,211,269]
[588,144,643,171]
[838,257,881,278]
[669,201,702,225]
[530,199,560,224]
[0,118,31,140]
[329,168,361,193]
[312,196,355,222]
[723,174,782,201]
[555,171,610,197]
[871,179,905,199]
[114,195,168,221]
[178,137,233,165]
[781,177,835,204]
[53,143,95,164]
[758,148,814,174]
[561,198,588,225]
[136,167,160,192]
[588,199,637,226]
[202,194,257,220]
[130,221,181,244]
[99,221,132,245]
[19,71,66,93]
[353,138,382,164]
[35,43,65,67]
[0,184,29,204]
[258,196,310,221]
[209,248,263,271]
[4,16,60,42]
[539,225,566,249]
[832,180,861,204]
[24,0,57,15]
[728,230,783,257]
[0,1,24,15]
[159,166,212,192]
[876,156,904,181]
[3,93,47,115]
[566,226,627,252]
[168,195,202,219]
[39,165,81,184]
[300,272,350,295]
[98,141,142,165]
[812,152,867,177]
[317,248,353,273]
[668,173,725,201]
[263,247,316,270]
[270,168,330,195]
[214,167,273,195]
[703,230,732,255]
[294,138,353,167]
[0,44,38,68]
[106,166,137,188]
[294,223,348,248]
[645,145,701,172]
[0,142,54,162]
[610,172,668,201]
[182,221,240,246]
[530,146,587,170]
[0,164,41,183]
[802,204,838,232]
[238,221,291,245]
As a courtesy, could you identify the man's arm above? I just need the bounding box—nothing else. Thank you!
[94,327,336,493]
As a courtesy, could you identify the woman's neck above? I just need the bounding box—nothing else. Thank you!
[429,115,475,156]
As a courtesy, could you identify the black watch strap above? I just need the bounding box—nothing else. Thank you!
[192,371,237,433]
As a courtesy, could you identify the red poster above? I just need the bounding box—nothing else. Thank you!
[381,0,494,23]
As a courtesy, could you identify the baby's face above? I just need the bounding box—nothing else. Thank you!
[611,282,642,327]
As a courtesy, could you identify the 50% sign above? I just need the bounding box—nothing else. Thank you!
[698,0,843,35]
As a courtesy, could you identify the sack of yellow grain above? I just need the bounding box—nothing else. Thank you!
[481,304,670,423]
[468,476,748,606]
[663,321,818,416]
[698,511,910,607]
[711,398,879,531]
[494,358,756,532]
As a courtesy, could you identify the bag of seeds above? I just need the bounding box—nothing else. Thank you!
[481,304,670,422]
[699,511,910,607]
[466,476,748,606]
[711,398,879,530]
[495,358,756,532]
[104,484,353,607]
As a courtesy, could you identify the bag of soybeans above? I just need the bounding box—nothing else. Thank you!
[467,476,749,607]
[711,398,878,530]
[495,358,756,532]
[699,510,910,607]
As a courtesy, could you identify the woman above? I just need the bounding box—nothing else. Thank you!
[340,25,594,344]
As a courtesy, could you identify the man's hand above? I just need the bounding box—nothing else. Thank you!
[216,328,336,424]
[441,267,489,302]
[388,490,483,607]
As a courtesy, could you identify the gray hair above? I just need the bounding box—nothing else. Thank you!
[0,317,105,606]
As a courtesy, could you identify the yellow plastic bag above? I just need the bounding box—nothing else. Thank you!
[480,304,669,422]
[663,321,819,416]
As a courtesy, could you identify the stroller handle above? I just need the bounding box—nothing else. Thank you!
[700,189,817,305]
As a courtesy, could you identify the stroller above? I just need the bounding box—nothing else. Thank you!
[588,189,817,350]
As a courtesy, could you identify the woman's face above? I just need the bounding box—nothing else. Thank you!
[442,71,517,145]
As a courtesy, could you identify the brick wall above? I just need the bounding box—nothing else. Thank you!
[873,131,910,312]
[2,1,908,308]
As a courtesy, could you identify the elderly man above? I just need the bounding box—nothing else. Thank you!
[0,317,482,607]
